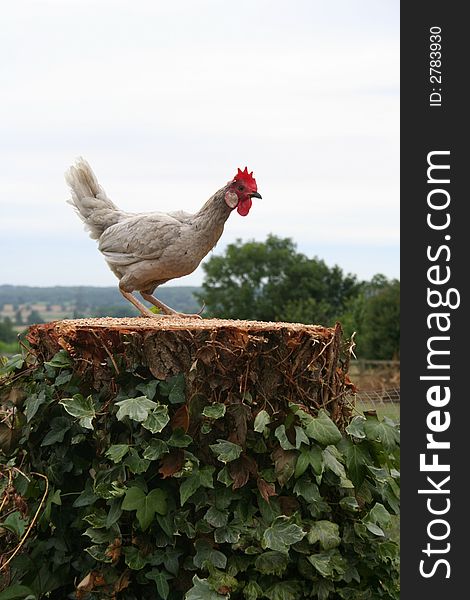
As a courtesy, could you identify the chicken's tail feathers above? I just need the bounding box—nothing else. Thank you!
[65,157,123,240]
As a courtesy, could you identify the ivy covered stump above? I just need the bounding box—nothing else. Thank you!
[0,318,400,599]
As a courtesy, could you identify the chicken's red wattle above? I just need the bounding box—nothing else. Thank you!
[237,198,252,216]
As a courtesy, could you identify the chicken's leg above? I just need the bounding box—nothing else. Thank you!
[140,292,203,319]
[120,289,161,318]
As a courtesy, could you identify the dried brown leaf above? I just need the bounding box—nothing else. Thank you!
[158,449,185,478]
[278,495,300,515]
[229,455,258,489]
[227,402,251,446]
[171,404,190,432]
[105,537,122,564]
[257,478,277,503]
[272,447,297,486]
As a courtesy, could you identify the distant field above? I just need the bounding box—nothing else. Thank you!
[0,284,202,325]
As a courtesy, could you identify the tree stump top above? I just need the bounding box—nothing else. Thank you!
[30,316,331,334]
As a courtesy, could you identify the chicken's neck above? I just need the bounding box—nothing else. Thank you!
[191,186,233,252]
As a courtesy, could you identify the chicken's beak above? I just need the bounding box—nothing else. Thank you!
[250,191,262,199]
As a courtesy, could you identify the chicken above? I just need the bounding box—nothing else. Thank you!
[65,159,261,318]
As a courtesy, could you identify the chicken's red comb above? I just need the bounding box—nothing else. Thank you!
[234,167,257,190]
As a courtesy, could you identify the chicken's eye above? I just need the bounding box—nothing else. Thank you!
[238,185,244,191]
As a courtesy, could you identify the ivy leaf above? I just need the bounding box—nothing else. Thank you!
[86,544,114,563]
[73,480,98,508]
[142,405,170,433]
[262,516,306,553]
[274,425,295,450]
[145,569,171,599]
[295,408,342,446]
[307,549,347,578]
[364,416,400,452]
[54,371,72,387]
[367,502,392,529]
[294,426,310,448]
[323,446,347,479]
[115,396,159,423]
[264,580,302,600]
[204,506,229,528]
[105,444,130,463]
[123,546,148,570]
[83,526,116,544]
[311,579,335,600]
[106,498,123,527]
[124,448,151,474]
[59,394,95,429]
[167,429,193,448]
[307,520,341,550]
[193,539,227,569]
[293,477,329,516]
[83,508,107,528]
[121,486,167,531]
[339,438,371,486]
[143,439,169,461]
[254,551,289,576]
[364,522,385,536]
[243,581,264,600]
[254,409,271,433]
[210,440,243,463]
[207,570,238,597]
[217,467,234,487]
[346,415,366,439]
[202,403,226,419]
[295,445,323,478]
[44,350,72,368]
[180,467,214,506]
[214,524,241,544]
[0,583,36,599]
[136,379,159,400]
[2,512,28,538]
[24,391,46,422]
[41,416,71,446]
[339,496,359,513]
[179,477,200,506]
[162,547,184,575]
[159,374,186,404]
[186,576,229,600]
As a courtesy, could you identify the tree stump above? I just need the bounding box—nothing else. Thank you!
[27,317,355,428]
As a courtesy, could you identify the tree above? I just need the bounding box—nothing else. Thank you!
[340,275,400,360]
[26,310,44,325]
[198,235,361,323]
[0,317,16,343]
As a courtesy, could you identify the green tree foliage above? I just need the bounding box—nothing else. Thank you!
[0,318,16,344]
[26,310,44,325]
[198,236,361,323]
[340,276,400,360]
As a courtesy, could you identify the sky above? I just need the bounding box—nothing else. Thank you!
[0,0,399,288]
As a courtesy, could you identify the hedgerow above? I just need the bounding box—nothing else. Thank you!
[0,351,399,599]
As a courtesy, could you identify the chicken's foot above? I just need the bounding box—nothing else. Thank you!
[120,289,161,318]
[140,292,203,319]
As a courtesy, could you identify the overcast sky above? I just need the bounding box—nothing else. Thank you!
[0,0,399,288]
